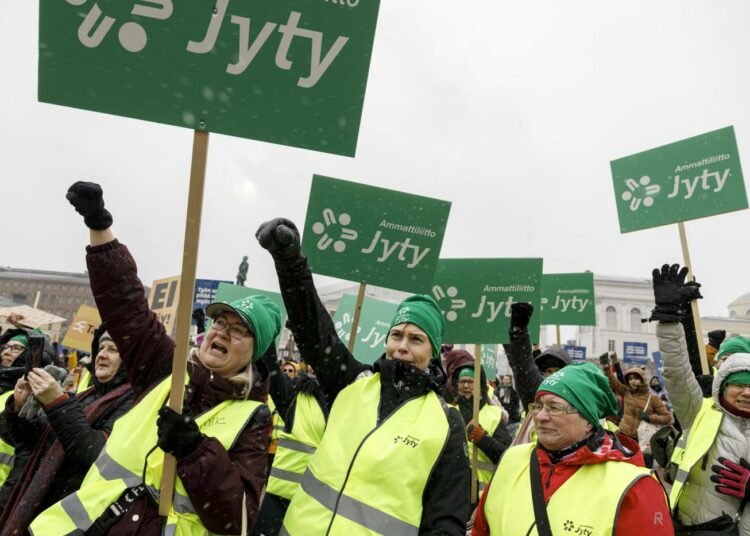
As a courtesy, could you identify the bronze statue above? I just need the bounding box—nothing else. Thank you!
[236,255,249,286]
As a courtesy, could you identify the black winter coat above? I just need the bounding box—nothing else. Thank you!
[273,254,471,535]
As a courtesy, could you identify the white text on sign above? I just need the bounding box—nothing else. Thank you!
[666,169,730,200]
[361,231,430,269]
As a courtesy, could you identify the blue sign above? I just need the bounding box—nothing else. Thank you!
[652,351,664,386]
[563,345,587,361]
[192,279,232,312]
[623,342,649,366]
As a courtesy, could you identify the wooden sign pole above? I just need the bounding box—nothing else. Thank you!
[347,282,367,352]
[159,130,209,515]
[471,343,482,503]
[677,222,709,375]
[555,325,561,345]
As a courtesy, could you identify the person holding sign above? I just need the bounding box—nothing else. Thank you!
[31,183,281,536]
[649,264,750,534]
[445,350,511,499]
[256,218,470,536]
[473,363,673,536]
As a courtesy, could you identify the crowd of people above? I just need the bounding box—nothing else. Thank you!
[0,182,748,535]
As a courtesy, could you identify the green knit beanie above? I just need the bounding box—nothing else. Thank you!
[457,368,475,380]
[9,334,28,347]
[717,336,750,360]
[206,295,282,361]
[389,294,444,359]
[537,362,617,428]
[721,370,750,394]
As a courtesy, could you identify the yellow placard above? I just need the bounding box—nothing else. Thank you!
[148,275,181,337]
[61,304,102,353]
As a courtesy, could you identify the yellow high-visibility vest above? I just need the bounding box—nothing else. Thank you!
[280,374,450,536]
[0,391,15,486]
[484,443,653,535]
[76,368,93,393]
[266,392,327,500]
[668,397,723,512]
[31,375,263,536]
[268,395,286,455]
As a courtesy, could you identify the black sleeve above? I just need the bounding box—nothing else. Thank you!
[680,306,705,379]
[613,362,625,384]
[419,406,470,536]
[0,446,32,511]
[45,392,134,468]
[476,421,512,465]
[3,397,44,452]
[259,348,296,428]
[273,255,368,402]
[503,328,545,409]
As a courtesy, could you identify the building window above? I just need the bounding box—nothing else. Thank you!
[631,308,642,332]
[608,340,615,352]
[605,306,617,329]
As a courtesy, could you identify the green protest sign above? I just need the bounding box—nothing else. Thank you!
[214,283,288,347]
[332,293,397,365]
[39,0,381,156]
[611,127,748,233]
[540,273,596,326]
[302,175,451,293]
[481,344,497,380]
[432,259,543,344]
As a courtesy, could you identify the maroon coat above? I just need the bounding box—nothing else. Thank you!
[85,240,271,535]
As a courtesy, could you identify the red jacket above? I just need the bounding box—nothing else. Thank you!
[473,432,673,536]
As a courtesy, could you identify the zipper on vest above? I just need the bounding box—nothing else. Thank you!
[545,463,555,489]
[325,391,423,536]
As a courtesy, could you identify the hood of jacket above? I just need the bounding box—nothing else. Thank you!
[443,349,488,403]
[623,367,649,394]
[712,353,750,411]
[534,345,572,372]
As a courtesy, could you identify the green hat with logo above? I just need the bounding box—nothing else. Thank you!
[537,362,617,429]
[717,336,750,361]
[9,334,28,347]
[389,294,445,359]
[206,295,282,361]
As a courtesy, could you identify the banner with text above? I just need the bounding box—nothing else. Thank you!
[214,283,288,348]
[563,344,587,362]
[61,305,102,353]
[540,273,596,326]
[623,341,649,366]
[302,175,451,293]
[332,293,397,365]
[481,344,498,380]
[148,275,181,337]
[611,127,748,233]
[432,259,543,344]
[193,279,232,312]
[39,0,381,156]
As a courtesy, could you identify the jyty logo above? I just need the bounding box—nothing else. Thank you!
[621,176,660,211]
[563,520,593,536]
[65,0,348,88]
[393,435,420,448]
[541,295,589,313]
[313,209,358,252]
[432,286,466,321]
[334,314,387,348]
[667,168,729,200]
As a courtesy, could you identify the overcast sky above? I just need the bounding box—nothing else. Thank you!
[2,1,749,327]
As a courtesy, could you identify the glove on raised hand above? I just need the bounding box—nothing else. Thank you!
[510,302,533,330]
[66,181,113,230]
[708,330,727,350]
[710,457,750,500]
[648,264,702,322]
[157,406,203,459]
[466,423,486,443]
[255,218,301,260]
[598,352,610,366]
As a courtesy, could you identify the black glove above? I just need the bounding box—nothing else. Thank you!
[708,330,727,350]
[599,352,610,366]
[66,181,113,230]
[156,406,203,459]
[510,302,533,330]
[255,218,301,260]
[648,264,702,322]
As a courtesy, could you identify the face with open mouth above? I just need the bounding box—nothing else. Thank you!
[199,311,255,377]
[724,382,750,411]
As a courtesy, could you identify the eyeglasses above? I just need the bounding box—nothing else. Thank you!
[528,402,578,417]
[457,379,474,386]
[210,316,251,340]
[1,344,26,355]
[283,368,295,374]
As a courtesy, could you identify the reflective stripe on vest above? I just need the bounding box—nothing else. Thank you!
[267,392,327,500]
[0,391,15,486]
[281,374,450,536]
[668,397,723,512]
[484,443,653,535]
[470,405,502,484]
[30,374,263,536]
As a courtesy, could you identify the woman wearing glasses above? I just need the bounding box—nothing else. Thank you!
[473,363,673,536]
[31,182,281,536]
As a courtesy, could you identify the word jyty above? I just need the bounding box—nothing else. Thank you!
[666,168,730,200]
[542,295,589,313]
